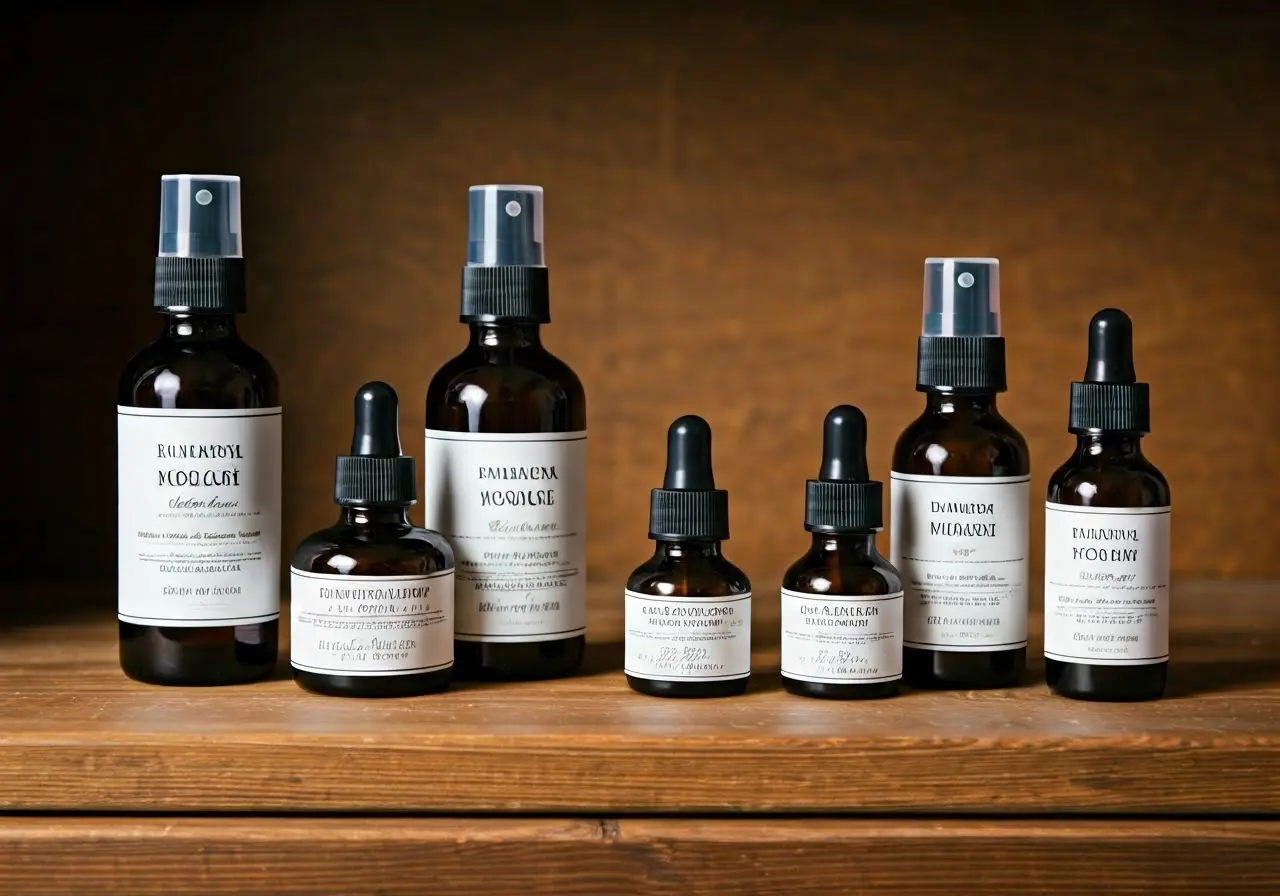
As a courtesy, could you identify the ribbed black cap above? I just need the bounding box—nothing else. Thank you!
[153,256,247,313]
[460,265,550,323]
[1069,309,1150,433]
[916,336,1007,392]
[648,415,730,541]
[805,405,883,533]
[334,382,417,507]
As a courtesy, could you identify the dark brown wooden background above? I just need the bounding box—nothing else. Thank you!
[6,1,1278,607]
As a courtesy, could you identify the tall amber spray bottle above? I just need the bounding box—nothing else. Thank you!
[424,186,587,680]
[781,406,903,699]
[1044,309,1170,701]
[891,258,1030,689]
[291,382,454,698]
[625,416,751,698]
[118,175,281,685]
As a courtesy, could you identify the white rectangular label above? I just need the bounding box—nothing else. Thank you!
[117,407,282,626]
[780,589,903,684]
[1043,503,1171,666]
[422,429,586,642]
[624,590,751,681]
[290,569,454,676]
[890,472,1029,651]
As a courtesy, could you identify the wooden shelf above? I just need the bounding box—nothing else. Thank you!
[1,581,1278,892]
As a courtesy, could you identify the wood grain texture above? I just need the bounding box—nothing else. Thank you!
[0,818,1276,895]
[5,1,1279,596]
[1,581,1277,814]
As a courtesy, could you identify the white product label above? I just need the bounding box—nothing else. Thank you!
[422,430,586,642]
[624,590,751,682]
[1043,504,1171,666]
[780,589,903,684]
[290,569,454,676]
[890,472,1030,651]
[117,407,282,626]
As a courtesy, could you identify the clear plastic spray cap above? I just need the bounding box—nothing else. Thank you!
[922,257,1000,337]
[158,174,242,258]
[467,184,544,266]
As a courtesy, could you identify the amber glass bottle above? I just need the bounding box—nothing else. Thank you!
[424,185,586,680]
[624,416,751,698]
[291,382,454,698]
[1044,309,1170,701]
[118,174,281,686]
[782,406,903,699]
[891,258,1030,689]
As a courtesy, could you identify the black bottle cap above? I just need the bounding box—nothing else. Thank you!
[805,405,883,533]
[334,382,418,507]
[152,175,247,313]
[648,415,730,541]
[1068,309,1150,434]
[915,258,1007,391]
[459,185,550,323]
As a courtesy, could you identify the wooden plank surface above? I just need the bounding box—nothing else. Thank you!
[1,582,1277,814]
[0,818,1276,895]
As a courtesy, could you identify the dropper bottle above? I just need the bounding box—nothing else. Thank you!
[424,185,587,681]
[781,406,903,699]
[624,416,751,698]
[117,174,281,686]
[291,382,454,698]
[890,258,1030,689]
[1044,309,1170,701]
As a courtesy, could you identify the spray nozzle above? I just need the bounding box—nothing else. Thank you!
[817,405,870,482]
[922,257,1001,337]
[467,184,544,267]
[158,174,242,258]
[349,381,403,458]
[663,415,716,490]
[1083,308,1136,384]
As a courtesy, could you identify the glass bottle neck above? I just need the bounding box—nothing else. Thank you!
[653,540,723,560]
[469,322,542,349]
[809,532,878,557]
[162,313,238,342]
[924,390,998,415]
[338,506,413,527]
[1073,432,1145,462]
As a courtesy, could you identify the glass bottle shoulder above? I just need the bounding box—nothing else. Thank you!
[119,332,278,408]
[291,521,455,576]
[1047,449,1170,508]
[626,550,752,597]
[783,543,902,596]
[425,341,585,432]
[892,397,1029,477]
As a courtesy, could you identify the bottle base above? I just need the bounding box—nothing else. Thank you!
[119,620,278,686]
[453,635,585,681]
[781,676,899,700]
[1045,658,1167,702]
[626,674,749,698]
[903,646,1025,689]
[293,667,452,697]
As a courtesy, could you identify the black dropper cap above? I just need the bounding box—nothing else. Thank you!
[648,415,730,541]
[805,405,883,533]
[1068,309,1150,434]
[333,382,418,507]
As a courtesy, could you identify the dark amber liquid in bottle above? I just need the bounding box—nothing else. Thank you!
[625,541,751,698]
[291,506,454,697]
[425,323,586,680]
[782,533,902,699]
[1045,433,1170,701]
[893,390,1030,689]
[118,314,279,685]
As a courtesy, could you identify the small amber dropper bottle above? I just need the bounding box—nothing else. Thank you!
[290,382,454,698]
[782,406,903,699]
[624,416,752,698]
[1044,309,1170,701]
